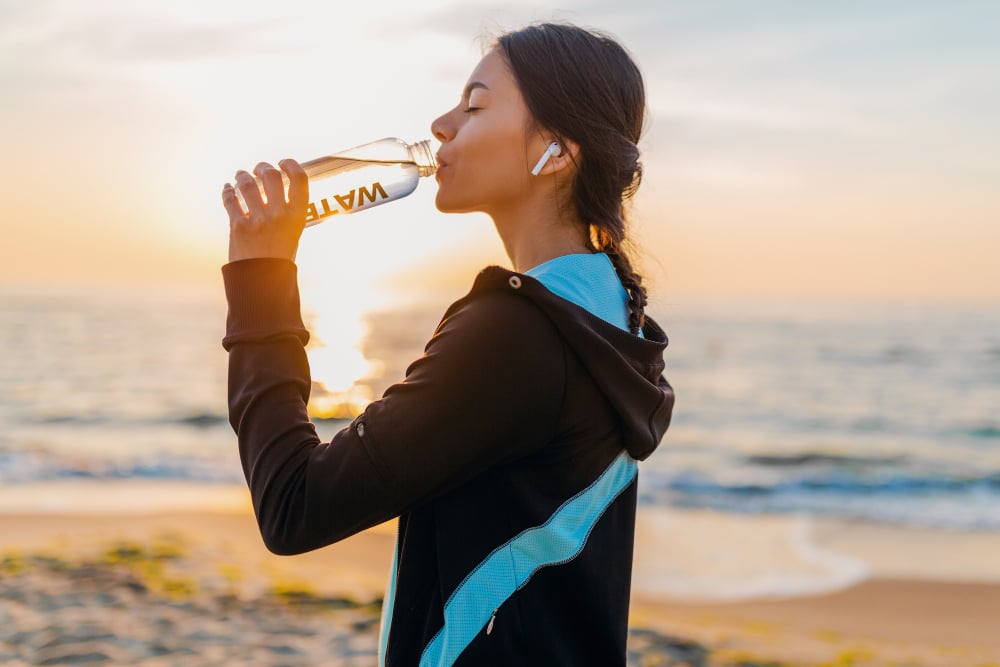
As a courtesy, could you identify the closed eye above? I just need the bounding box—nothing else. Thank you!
[463,106,482,114]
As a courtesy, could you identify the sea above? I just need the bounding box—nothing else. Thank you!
[2,282,998,601]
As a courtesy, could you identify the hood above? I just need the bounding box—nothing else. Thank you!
[470,266,674,460]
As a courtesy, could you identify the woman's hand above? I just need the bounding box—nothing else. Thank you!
[222,159,309,263]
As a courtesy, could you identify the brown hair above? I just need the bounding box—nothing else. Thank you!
[497,23,648,333]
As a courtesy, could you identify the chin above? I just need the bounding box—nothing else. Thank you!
[434,192,476,214]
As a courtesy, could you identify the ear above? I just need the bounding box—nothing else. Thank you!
[533,137,580,176]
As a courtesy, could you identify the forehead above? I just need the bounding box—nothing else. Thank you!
[463,49,517,96]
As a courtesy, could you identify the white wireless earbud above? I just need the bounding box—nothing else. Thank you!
[530,142,562,176]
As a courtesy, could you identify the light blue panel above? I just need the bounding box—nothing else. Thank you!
[419,451,637,666]
[378,529,400,667]
[525,253,630,331]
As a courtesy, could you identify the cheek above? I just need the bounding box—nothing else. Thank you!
[436,118,530,212]
[468,124,529,187]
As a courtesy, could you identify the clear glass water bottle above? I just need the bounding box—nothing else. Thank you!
[236,137,437,227]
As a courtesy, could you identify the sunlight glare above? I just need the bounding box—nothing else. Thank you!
[294,205,416,419]
[304,305,384,419]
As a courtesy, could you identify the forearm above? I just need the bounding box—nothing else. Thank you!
[222,259,313,549]
[227,335,320,551]
[223,259,392,553]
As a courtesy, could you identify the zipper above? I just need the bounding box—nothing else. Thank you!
[486,609,497,635]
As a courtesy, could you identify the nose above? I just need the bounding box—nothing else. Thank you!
[431,109,453,143]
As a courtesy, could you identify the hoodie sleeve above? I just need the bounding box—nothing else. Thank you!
[222,258,565,555]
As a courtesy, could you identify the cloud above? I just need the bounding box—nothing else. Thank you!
[56,20,296,63]
[648,82,888,139]
[0,8,297,66]
[636,4,1000,145]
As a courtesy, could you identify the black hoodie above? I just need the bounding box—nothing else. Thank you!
[223,258,674,666]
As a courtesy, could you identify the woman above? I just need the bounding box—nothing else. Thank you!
[221,22,674,666]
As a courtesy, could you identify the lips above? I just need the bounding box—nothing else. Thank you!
[434,155,449,180]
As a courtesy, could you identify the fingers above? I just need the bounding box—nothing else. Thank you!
[254,162,285,209]
[221,183,246,223]
[223,160,306,247]
[280,159,308,216]
[233,169,265,217]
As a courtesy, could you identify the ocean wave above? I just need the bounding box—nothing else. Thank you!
[638,467,1000,530]
[0,449,243,484]
[174,412,229,428]
[743,452,906,467]
[658,467,1000,495]
[654,491,1000,532]
[964,425,1000,440]
[19,411,352,430]
[21,412,231,429]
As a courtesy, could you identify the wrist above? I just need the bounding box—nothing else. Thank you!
[228,237,298,263]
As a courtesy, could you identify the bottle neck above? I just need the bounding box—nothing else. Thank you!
[408,140,438,177]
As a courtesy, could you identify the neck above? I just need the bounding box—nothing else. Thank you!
[488,190,591,273]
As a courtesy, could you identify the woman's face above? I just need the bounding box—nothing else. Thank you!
[430,50,541,215]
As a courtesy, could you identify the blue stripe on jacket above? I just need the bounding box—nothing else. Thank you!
[379,252,636,666]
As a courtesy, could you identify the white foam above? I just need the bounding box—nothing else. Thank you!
[632,506,870,603]
[0,480,251,515]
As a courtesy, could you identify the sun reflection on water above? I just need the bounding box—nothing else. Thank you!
[301,304,386,419]
[289,197,480,420]
[293,226,407,420]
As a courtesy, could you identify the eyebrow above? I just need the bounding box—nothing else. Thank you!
[462,81,489,99]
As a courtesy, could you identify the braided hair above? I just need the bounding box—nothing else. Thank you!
[497,23,648,333]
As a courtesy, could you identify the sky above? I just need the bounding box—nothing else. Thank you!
[2,0,999,304]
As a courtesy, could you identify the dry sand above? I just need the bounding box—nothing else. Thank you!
[2,508,999,666]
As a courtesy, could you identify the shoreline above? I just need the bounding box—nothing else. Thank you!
[2,506,1000,665]
[633,505,1000,602]
[5,483,1000,597]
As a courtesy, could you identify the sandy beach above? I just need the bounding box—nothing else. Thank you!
[2,496,999,666]
[631,508,1000,666]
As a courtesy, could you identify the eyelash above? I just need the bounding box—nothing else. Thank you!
[463,106,482,114]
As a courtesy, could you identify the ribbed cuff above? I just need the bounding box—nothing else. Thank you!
[221,258,310,350]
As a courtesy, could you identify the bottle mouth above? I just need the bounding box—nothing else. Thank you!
[412,140,438,177]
